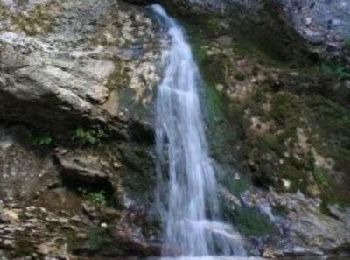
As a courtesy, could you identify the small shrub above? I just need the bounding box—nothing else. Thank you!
[227,178,250,197]
[231,207,275,236]
[313,166,328,187]
[73,126,106,145]
[319,62,350,80]
[79,188,107,206]
[31,131,53,145]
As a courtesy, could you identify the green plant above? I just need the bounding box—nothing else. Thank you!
[227,177,250,197]
[31,131,53,145]
[73,126,106,145]
[231,207,275,236]
[313,166,328,187]
[79,188,107,206]
[319,62,350,80]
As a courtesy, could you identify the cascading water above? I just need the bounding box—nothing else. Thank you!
[152,5,246,257]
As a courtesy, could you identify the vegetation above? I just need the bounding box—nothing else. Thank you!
[226,177,250,197]
[229,207,275,236]
[319,62,350,80]
[78,188,107,206]
[73,126,106,145]
[312,166,328,187]
[30,131,53,146]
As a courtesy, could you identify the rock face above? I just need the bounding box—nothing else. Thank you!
[281,0,350,57]
[0,126,59,202]
[0,0,161,133]
[149,0,350,59]
[0,0,162,258]
[242,190,350,257]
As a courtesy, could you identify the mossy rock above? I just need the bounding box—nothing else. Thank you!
[226,207,275,237]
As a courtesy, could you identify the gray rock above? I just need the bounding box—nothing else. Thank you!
[0,0,161,133]
[147,0,350,58]
[0,126,59,202]
[242,190,350,256]
[281,0,350,56]
[54,148,111,182]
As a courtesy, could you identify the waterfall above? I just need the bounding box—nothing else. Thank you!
[152,5,246,257]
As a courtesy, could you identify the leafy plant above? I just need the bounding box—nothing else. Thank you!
[31,131,53,145]
[313,166,328,187]
[79,188,107,206]
[73,126,106,145]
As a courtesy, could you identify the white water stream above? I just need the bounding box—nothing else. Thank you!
[152,5,246,257]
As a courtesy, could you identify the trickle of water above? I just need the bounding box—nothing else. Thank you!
[151,4,246,257]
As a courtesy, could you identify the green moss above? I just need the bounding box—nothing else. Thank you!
[312,166,328,187]
[269,92,304,127]
[183,22,240,162]
[228,207,275,236]
[178,9,350,206]
[319,61,350,81]
[226,177,250,197]
[308,96,350,170]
